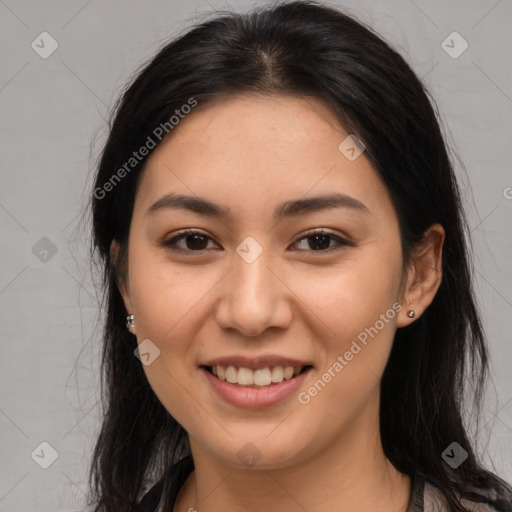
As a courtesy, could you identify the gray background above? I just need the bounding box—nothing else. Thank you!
[0,0,511,510]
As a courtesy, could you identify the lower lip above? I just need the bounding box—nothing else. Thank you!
[201,367,312,409]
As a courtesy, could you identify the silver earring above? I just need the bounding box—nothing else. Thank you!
[126,314,135,330]
[407,310,415,318]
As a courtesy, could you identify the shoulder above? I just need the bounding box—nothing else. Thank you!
[423,479,506,512]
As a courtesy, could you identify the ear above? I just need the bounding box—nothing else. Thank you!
[110,240,136,335]
[396,223,445,328]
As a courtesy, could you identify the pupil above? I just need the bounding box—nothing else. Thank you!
[310,234,330,250]
[187,234,207,250]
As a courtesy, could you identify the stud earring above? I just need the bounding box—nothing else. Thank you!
[126,314,135,330]
[407,310,415,318]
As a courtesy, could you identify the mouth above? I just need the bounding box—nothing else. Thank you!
[201,364,313,388]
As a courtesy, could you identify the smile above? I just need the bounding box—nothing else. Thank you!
[204,364,312,387]
[200,364,313,408]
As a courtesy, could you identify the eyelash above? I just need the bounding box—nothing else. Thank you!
[161,229,353,254]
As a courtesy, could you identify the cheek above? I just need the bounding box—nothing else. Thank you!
[126,248,200,384]
[304,244,402,343]
[300,240,402,399]
[295,273,399,441]
[128,245,204,342]
[127,252,209,428]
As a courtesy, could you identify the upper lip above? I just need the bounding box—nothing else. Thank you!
[202,355,313,370]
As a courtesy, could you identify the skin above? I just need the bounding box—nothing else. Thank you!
[113,93,444,512]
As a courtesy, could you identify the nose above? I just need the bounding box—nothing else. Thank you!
[214,248,293,337]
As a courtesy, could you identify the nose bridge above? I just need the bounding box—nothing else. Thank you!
[215,240,291,336]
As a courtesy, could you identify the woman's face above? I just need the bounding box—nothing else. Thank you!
[118,93,416,469]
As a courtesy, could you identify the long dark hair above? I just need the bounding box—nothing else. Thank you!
[88,1,512,510]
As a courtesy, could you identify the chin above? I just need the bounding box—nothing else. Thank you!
[201,431,313,471]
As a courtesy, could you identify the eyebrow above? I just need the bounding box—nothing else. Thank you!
[146,192,370,220]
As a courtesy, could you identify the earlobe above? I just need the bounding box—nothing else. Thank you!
[397,223,445,327]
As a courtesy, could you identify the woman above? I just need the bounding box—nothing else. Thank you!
[87,1,512,511]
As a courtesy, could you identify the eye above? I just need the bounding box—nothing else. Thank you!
[292,229,353,252]
[161,228,352,254]
[161,230,219,252]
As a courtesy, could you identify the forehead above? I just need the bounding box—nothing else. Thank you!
[136,93,392,219]
[155,93,347,159]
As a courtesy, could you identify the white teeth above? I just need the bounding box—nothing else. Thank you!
[237,367,254,386]
[254,367,272,386]
[283,366,294,379]
[270,366,284,382]
[209,365,306,386]
[225,365,238,384]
